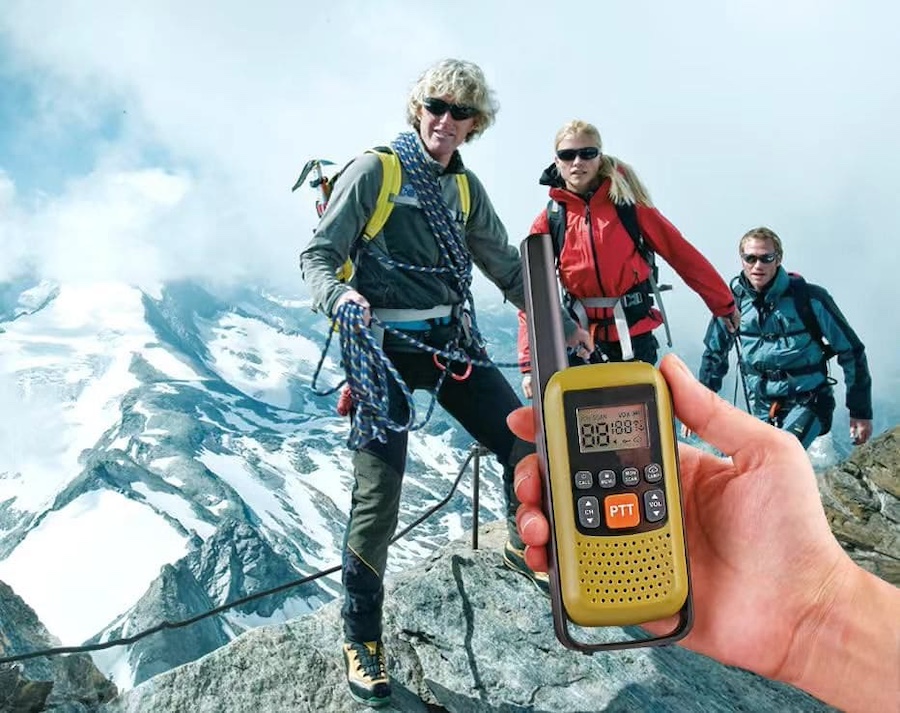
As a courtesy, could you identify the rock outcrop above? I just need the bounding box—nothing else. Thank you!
[819,426,899,584]
[0,581,117,712]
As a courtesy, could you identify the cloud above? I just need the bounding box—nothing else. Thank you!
[1,0,898,377]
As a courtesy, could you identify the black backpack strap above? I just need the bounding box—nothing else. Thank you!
[546,199,566,263]
[789,274,835,360]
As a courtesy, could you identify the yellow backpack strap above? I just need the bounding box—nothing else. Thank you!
[362,149,401,240]
[336,149,400,283]
[455,172,470,224]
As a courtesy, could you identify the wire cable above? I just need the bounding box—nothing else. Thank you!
[0,443,482,665]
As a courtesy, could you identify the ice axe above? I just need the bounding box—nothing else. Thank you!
[291,158,335,217]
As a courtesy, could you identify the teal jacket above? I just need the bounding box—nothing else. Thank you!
[699,267,872,420]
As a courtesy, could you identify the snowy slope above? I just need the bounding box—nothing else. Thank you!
[0,276,515,689]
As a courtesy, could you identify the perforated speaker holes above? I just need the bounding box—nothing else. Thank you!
[576,532,675,604]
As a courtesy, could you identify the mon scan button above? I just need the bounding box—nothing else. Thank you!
[604,493,640,529]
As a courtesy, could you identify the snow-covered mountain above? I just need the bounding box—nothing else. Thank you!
[0,276,517,691]
[1,274,895,693]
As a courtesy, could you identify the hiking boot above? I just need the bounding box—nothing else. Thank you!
[342,640,391,707]
[503,541,550,597]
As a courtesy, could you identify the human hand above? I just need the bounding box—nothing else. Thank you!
[680,423,694,439]
[521,374,533,400]
[565,325,593,361]
[849,418,873,445]
[334,289,371,325]
[508,353,854,685]
[721,309,741,333]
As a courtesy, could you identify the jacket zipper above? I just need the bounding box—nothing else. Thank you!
[583,201,613,341]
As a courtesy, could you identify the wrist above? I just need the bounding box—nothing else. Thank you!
[781,558,900,712]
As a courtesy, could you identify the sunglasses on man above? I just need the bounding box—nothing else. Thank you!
[423,97,479,121]
[741,252,779,265]
[555,147,601,162]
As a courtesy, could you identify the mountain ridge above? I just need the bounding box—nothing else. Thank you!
[1,275,896,706]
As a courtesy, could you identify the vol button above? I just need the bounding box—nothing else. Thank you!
[643,488,667,523]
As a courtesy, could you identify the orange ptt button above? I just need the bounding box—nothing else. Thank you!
[604,493,640,529]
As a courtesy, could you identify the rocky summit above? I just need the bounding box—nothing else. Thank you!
[3,429,896,712]
[100,523,828,713]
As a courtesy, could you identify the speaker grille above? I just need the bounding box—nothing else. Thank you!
[575,531,676,605]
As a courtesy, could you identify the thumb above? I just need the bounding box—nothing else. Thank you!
[506,405,537,443]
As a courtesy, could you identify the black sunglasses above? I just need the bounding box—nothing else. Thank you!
[741,252,778,265]
[423,97,479,121]
[556,147,601,162]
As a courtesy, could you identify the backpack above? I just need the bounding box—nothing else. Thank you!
[293,148,470,282]
[787,273,836,361]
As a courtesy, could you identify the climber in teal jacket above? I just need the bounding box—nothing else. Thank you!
[693,226,873,449]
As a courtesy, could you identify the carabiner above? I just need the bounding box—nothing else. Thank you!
[433,352,473,381]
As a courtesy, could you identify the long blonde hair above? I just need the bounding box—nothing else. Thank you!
[554,120,654,207]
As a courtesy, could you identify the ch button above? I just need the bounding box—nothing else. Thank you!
[577,496,601,529]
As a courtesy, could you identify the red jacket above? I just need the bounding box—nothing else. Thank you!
[517,177,734,372]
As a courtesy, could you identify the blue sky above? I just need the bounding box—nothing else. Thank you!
[1,0,899,375]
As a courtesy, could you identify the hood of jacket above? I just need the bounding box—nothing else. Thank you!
[539,163,566,188]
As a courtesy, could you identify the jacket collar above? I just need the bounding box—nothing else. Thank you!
[541,162,611,206]
[734,266,790,303]
[540,163,565,188]
[414,132,466,176]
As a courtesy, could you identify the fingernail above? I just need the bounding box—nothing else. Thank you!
[664,353,688,373]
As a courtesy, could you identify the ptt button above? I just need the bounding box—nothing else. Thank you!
[604,493,640,529]
[574,470,593,489]
[621,467,640,486]
[644,463,663,483]
[598,469,616,488]
[644,488,667,523]
[577,496,601,528]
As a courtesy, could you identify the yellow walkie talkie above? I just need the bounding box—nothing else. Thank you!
[521,233,692,652]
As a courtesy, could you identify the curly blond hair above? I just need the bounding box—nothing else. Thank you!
[406,59,499,142]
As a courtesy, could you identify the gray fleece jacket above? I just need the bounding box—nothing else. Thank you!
[299,139,527,319]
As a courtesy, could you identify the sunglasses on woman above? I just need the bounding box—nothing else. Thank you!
[741,252,779,265]
[423,97,479,121]
[556,147,601,162]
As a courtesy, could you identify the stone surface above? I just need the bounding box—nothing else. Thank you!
[818,426,900,584]
[102,525,832,713]
[0,581,117,713]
